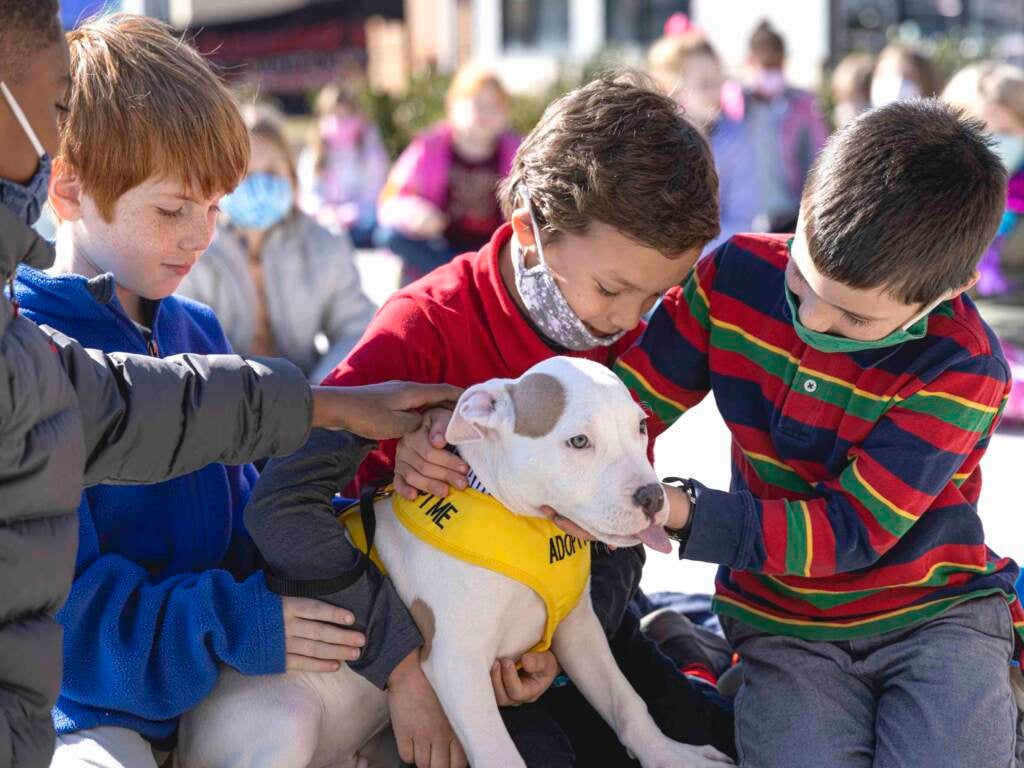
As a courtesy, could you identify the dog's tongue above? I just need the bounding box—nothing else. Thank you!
[636,524,673,554]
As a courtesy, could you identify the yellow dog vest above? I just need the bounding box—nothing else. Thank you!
[339,487,591,653]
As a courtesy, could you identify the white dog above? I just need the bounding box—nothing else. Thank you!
[178,357,733,768]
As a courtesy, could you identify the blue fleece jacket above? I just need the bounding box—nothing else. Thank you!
[14,265,286,744]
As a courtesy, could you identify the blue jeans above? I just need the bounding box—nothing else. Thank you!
[346,218,378,249]
[722,595,1018,768]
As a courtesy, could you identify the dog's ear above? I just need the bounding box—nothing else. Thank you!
[445,382,513,445]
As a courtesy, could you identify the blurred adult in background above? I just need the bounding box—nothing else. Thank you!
[728,20,828,233]
[376,63,521,285]
[179,105,376,383]
[831,51,875,129]
[298,85,389,248]
[943,61,1024,425]
[649,32,758,250]
[870,44,940,107]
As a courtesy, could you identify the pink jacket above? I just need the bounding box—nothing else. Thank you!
[378,123,521,234]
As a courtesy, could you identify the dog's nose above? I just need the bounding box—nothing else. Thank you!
[632,483,664,520]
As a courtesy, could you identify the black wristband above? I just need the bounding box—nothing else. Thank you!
[662,476,697,550]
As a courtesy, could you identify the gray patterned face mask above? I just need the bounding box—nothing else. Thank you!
[513,186,625,351]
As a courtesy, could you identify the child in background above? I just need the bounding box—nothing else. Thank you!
[376,63,521,285]
[733,20,828,234]
[830,51,875,129]
[648,31,759,251]
[16,16,373,767]
[943,61,1024,296]
[870,43,940,107]
[180,105,376,383]
[943,61,1024,426]
[617,98,1020,767]
[298,85,389,248]
[245,74,734,768]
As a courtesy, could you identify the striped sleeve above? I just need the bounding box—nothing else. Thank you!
[684,354,1011,576]
[614,250,718,439]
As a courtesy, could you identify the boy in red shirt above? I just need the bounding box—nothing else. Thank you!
[245,74,732,768]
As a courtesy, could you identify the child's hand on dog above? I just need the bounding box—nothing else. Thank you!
[392,410,603,549]
[311,382,462,440]
[538,505,597,543]
[387,651,468,768]
[394,408,470,499]
[282,597,365,672]
[491,651,560,706]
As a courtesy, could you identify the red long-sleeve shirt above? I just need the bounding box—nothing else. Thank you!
[322,223,643,491]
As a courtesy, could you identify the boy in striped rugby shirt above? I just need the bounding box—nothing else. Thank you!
[614,99,1022,765]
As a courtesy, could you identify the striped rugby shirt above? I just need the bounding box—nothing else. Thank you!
[615,234,1024,652]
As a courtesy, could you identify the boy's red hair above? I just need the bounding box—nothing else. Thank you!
[61,13,248,220]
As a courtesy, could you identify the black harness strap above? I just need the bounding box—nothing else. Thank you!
[265,484,381,598]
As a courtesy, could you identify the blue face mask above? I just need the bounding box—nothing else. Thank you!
[992,132,1024,174]
[221,172,294,231]
[0,81,52,227]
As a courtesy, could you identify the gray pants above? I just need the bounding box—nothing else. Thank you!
[722,595,1017,768]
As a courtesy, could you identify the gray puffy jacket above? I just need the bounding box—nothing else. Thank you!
[0,205,313,768]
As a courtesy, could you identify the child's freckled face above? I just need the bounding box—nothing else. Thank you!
[76,177,225,300]
[535,221,698,338]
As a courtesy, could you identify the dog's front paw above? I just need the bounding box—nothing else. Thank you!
[639,740,734,768]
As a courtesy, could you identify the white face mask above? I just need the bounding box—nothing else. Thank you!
[512,186,625,351]
[870,76,921,108]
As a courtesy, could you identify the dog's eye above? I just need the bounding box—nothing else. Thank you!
[567,434,590,450]
[640,418,648,436]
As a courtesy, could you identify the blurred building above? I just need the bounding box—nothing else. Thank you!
[79,0,1024,101]
[832,0,1024,64]
[411,1,829,92]
[421,0,1024,92]
[113,0,401,108]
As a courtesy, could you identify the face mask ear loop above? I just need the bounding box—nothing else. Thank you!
[900,293,949,332]
[7,276,19,318]
[519,184,548,267]
[0,82,46,158]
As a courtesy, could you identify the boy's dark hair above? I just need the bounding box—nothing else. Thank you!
[0,0,62,82]
[749,20,785,69]
[801,98,1006,305]
[499,71,719,257]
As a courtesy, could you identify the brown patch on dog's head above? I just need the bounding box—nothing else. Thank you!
[410,598,436,662]
[509,373,566,438]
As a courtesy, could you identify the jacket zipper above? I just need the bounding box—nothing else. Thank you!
[7,276,18,317]
[103,299,160,358]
